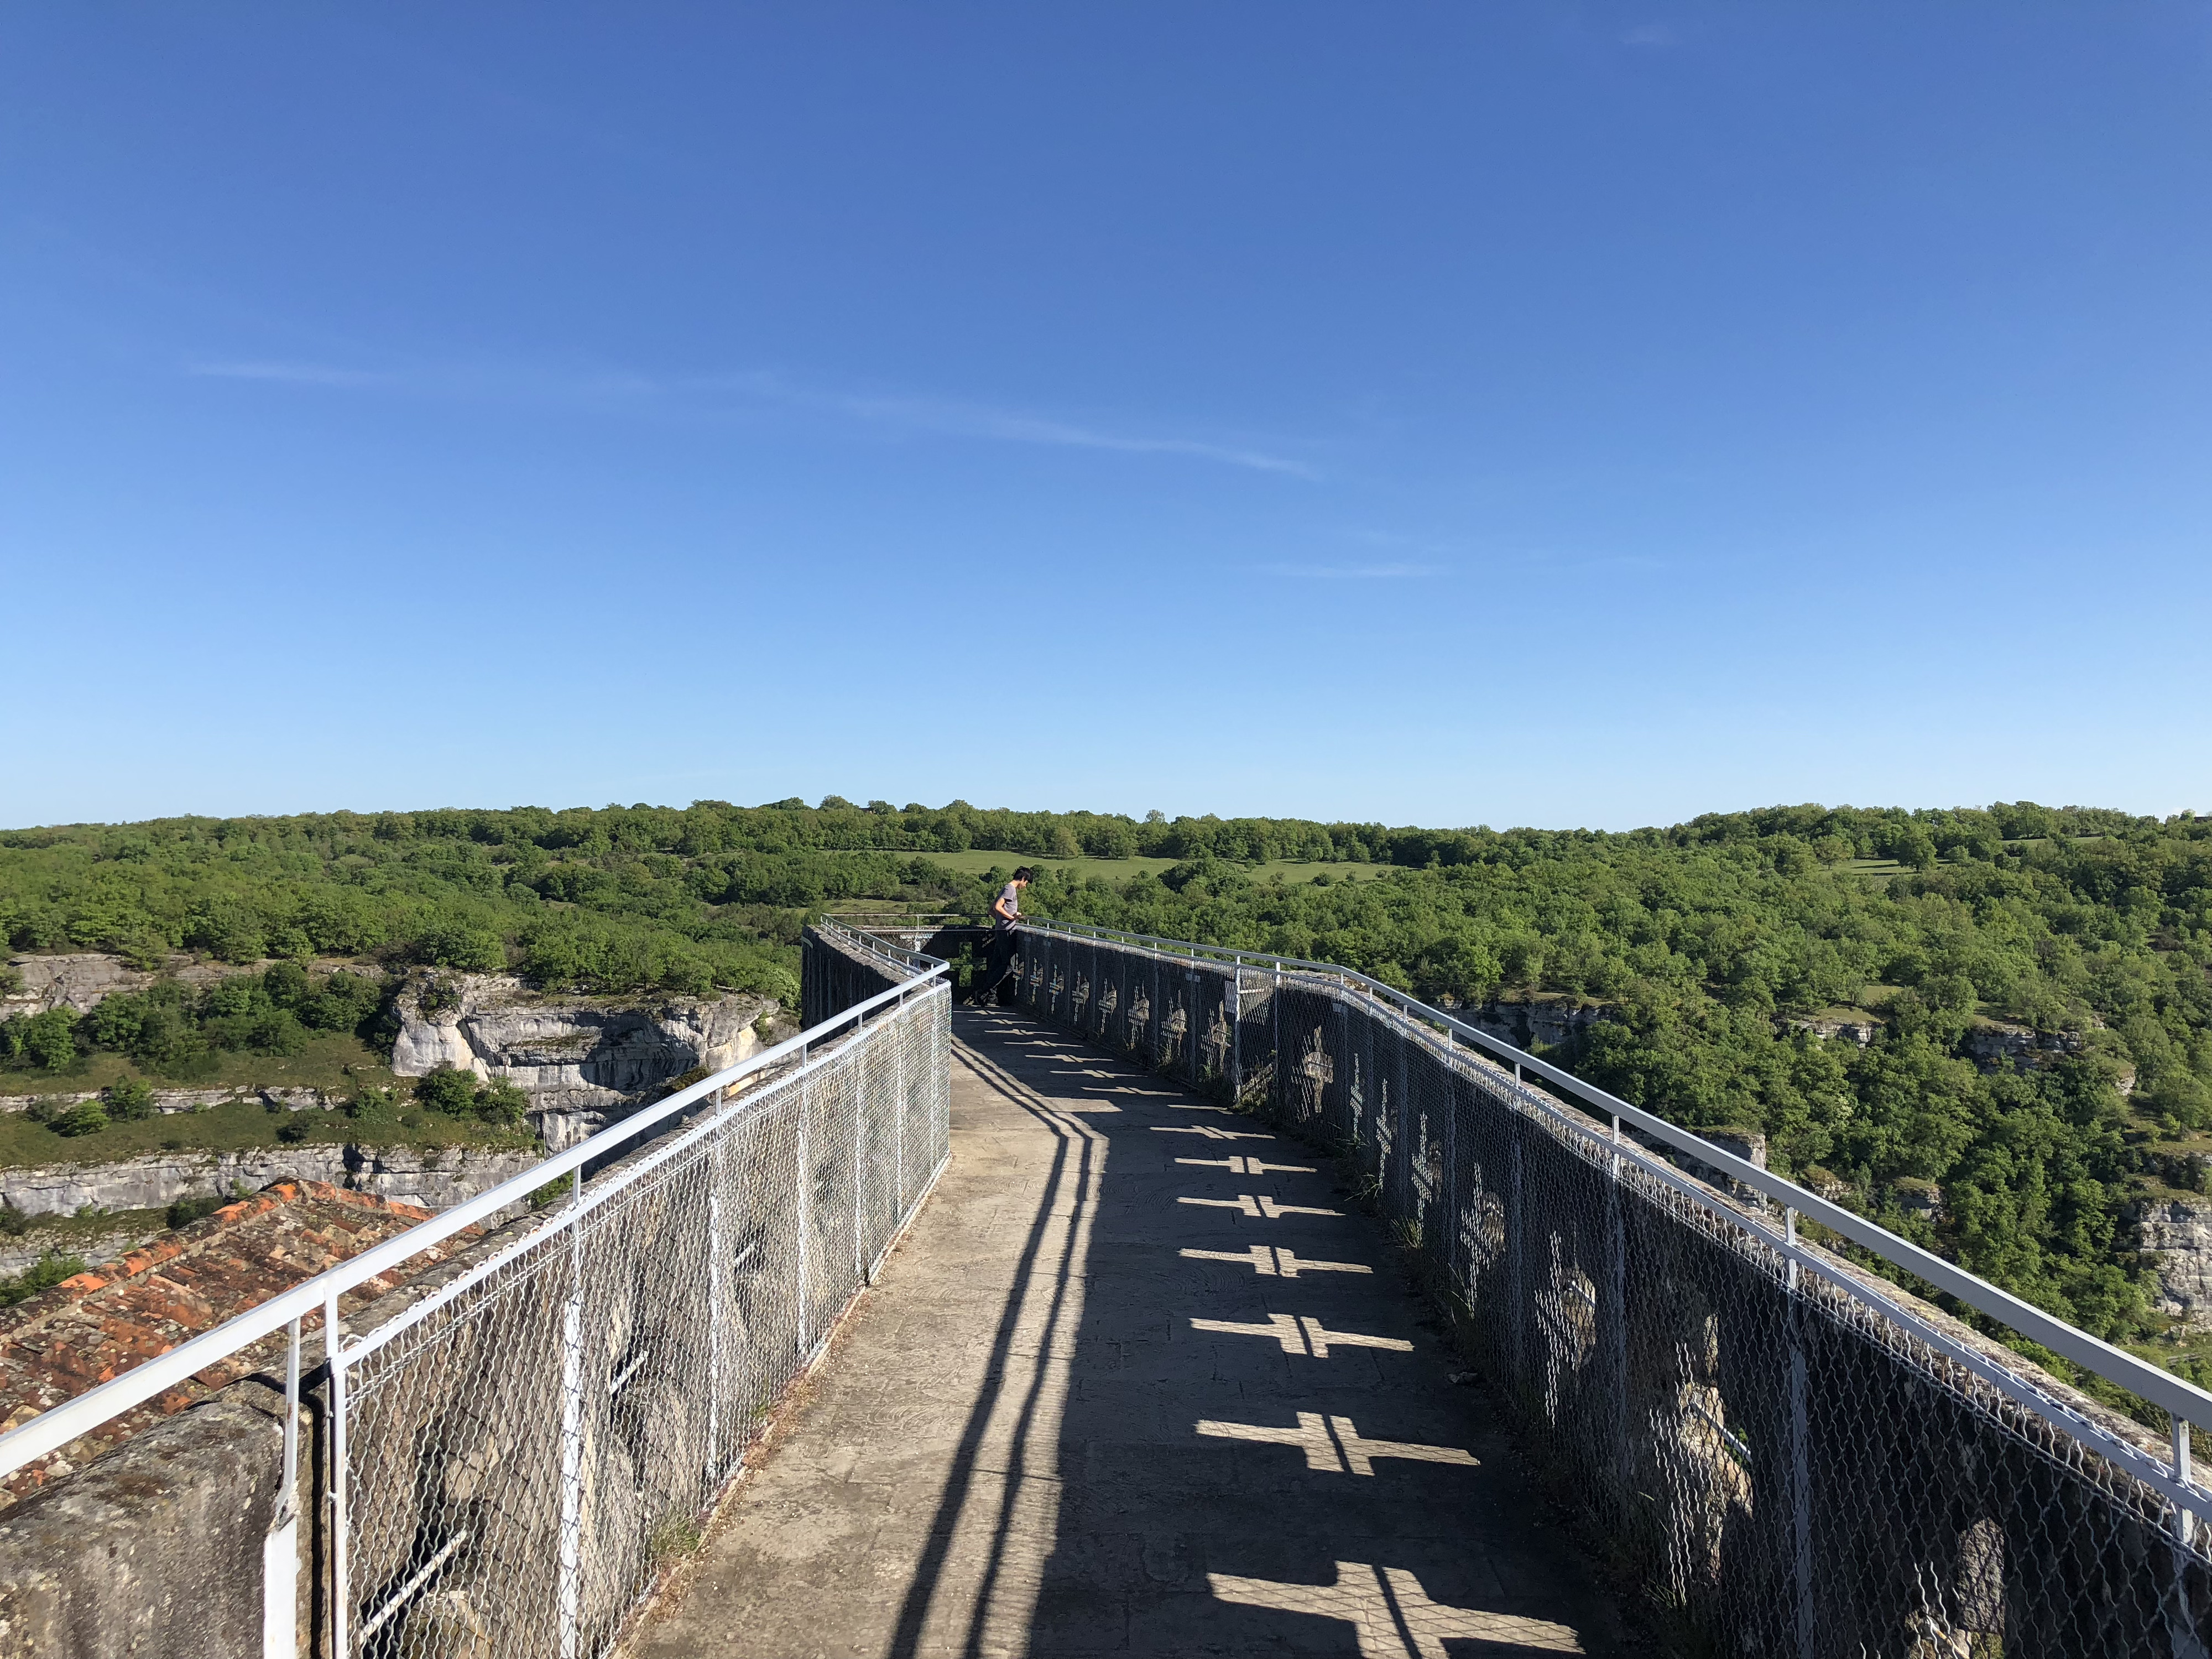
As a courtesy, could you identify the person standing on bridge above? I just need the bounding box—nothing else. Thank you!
[972,867,1032,1006]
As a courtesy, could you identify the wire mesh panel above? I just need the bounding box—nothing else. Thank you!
[334,980,950,1658]
[1013,926,2212,1657]
[804,922,934,1026]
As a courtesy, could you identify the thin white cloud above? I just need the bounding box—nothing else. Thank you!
[1258,562,1438,580]
[777,385,1311,476]
[188,359,397,389]
[181,356,1311,478]
[1621,23,1675,47]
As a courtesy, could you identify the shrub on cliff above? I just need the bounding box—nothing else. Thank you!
[473,1078,529,1128]
[0,1251,86,1307]
[50,1101,109,1136]
[103,1077,155,1121]
[413,1065,479,1116]
[0,1009,79,1072]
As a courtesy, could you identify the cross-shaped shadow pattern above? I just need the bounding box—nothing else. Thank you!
[632,1007,1619,1658]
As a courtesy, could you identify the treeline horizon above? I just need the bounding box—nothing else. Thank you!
[4,794,2211,1384]
[3,794,2194,868]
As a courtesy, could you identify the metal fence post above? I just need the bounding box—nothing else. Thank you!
[707,1171,724,1484]
[1271,961,1282,1120]
[1440,1037,1455,1285]
[852,1047,866,1287]
[1606,1117,1630,1500]
[1507,1128,1526,1390]
[263,1317,302,1659]
[1394,1026,1411,1223]
[893,1010,907,1219]
[2178,1418,2196,1551]
[795,1074,813,1356]
[1228,970,1243,1104]
[558,1166,585,1659]
[1787,1207,1813,1658]
[325,1289,349,1659]
[1187,968,1199,1087]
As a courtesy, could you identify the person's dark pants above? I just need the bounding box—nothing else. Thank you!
[974,927,1017,1005]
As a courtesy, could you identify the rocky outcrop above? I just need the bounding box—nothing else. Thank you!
[2,954,154,1016]
[0,1218,168,1279]
[1788,1013,1879,1046]
[391,971,775,1146]
[0,1144,546,1221]
[1451,997,1611,1053]
[1962,1020,2085,1074]
[0,952,307,1017]
[1890,1177,1944,1223]
[2139,1197,2212,1326]
[0,1086,336,1118]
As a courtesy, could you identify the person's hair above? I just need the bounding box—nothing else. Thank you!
[1013,867,1035,882]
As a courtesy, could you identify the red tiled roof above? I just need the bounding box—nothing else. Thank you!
[0,1180,480,1510]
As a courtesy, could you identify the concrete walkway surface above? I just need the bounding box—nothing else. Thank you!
[628,1007,1620,1658]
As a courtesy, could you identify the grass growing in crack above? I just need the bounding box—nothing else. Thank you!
[647,1510,704,1563]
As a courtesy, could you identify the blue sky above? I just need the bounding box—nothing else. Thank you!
[2,4,2205,832]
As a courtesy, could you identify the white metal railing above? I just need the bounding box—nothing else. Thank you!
[1016,917,2212,1519]
[1011,917,2212,1651]
[0,936,950,1657]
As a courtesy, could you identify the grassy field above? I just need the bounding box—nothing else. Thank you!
[0,1090,537,1170]
[887,849,1394,886]
[0,1032,396,1104]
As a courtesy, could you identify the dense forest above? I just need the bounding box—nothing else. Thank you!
[3,797,2210,1377]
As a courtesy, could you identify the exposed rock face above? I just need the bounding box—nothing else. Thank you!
[1788,1014,1879,1046]
[0,1220,168,1279]
[2,954,154,1016]
[390,972,775,1146]
[2139,1198,2212,1326]
[1963,1020,2085,1074]
[1453,998,1611,1053]
[1670,1127,1769,1203]
[0,1144,546,1220]
[1891,1177,1944,1223]
[0,952,283,1017]
[0,1086,336,1118]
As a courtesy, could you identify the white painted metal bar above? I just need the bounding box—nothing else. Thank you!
[354,1531,470,1644]
[325,1288,350,1659]
[0,957,948,1481]
[1021,917,2212,1430]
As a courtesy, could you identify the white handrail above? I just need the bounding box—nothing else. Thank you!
[1020,915,2212,1427]
[0,957,948,1480]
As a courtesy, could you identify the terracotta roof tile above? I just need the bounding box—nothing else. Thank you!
[0,1178,481,1511]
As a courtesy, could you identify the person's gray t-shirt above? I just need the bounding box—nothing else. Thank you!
[995,881,1021,924]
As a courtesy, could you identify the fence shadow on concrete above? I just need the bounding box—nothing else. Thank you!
[885,1010,1608,1658]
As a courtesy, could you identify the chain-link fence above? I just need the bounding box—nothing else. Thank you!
[331,932,949,1659]
[1011,921,2212,1657]
[804,919,946,1026]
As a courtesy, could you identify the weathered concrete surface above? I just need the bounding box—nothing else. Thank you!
[629,1008,1619,1658]
[0,1389,285,1658]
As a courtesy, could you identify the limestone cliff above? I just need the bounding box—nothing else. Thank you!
[2138,1197,2212,1327]
[1,952,265,1016]
[0,1142,547,1222]
[389,971,778,1147]
[1447,997,1611,1052]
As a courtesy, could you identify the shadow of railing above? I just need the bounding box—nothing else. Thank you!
[891,1010,1607,1657]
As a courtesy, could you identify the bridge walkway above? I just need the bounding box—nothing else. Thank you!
[629,1006,1622,1657]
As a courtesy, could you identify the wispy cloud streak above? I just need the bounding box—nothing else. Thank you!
[776,385,1312,476]
[189,359,397,389]
[1257,562,1437,580]
[184,356,1312,477]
